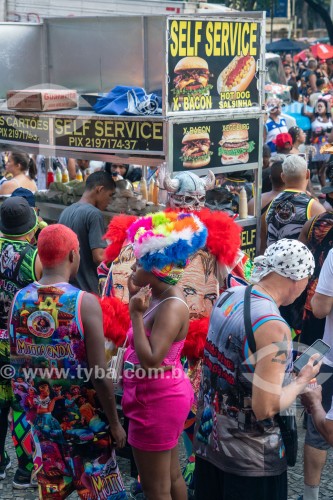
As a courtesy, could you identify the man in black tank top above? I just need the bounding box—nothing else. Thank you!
[248,161,285,255]
[266,155,324,247]
[266,156,325,334]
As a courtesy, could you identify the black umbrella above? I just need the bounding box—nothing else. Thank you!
[266,38,308,53]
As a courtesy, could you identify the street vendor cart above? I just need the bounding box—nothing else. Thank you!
[0,13,266,257]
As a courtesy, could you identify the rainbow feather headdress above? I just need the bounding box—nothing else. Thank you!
[127,212,207,283]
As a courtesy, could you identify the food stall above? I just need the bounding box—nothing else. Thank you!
[0,13,266,258]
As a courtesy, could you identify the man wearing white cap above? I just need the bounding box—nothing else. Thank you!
[264,98,289,153]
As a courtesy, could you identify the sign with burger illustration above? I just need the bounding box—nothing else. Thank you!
[180,132,213,169]
[167,17,262,114]
[171,118,259,173]
[172,56,213,103]
[218,122,255,165]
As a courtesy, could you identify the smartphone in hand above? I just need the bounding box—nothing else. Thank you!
[293,339,331,374]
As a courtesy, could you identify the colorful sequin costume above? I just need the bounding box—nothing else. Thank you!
[9,282,126,500]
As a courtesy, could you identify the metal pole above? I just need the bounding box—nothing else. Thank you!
[270,0,274,43]
[293,0,297,38]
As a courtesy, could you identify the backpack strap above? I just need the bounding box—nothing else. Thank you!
[244,285,256,355]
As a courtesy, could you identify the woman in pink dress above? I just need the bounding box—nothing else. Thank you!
[122,211,207,500]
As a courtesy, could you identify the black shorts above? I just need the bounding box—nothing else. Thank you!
[194,456,288,500]
[305,364,333,451]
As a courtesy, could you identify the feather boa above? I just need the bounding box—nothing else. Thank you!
[195,208,241,266]
[181,317,210,360]
[164,207,241,266]
[103,214,137,263]
[100,295,130,345]
[100,295,209,361]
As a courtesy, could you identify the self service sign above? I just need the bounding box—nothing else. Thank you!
[166,16,263,115]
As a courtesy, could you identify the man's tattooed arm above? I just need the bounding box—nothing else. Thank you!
[271,333,289,365]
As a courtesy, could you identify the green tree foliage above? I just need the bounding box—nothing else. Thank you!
[222,0,333,44]
[303,0,333,44]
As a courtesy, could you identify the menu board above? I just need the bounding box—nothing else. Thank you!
[167,19,261,114]
[54,117,164,153]
[171,117,260,173]
[0,114,50,145]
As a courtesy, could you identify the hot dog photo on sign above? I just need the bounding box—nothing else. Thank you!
[217,54,256,95]
[168,19,261,113]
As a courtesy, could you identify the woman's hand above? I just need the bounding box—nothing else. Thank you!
[110,421,127,448]
[301,385,322,414]
[128,274,141,299]
[129,285,152,315]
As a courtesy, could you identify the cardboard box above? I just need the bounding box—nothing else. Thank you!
[7,89,78,111]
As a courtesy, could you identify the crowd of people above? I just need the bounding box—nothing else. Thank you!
[264,50,333,187]
[1,47,333,500]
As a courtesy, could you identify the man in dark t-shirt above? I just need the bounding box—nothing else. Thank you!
[59,172,115,294]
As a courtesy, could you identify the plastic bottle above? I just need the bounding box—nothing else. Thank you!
[62,167,69,183]
[238,187,248,219]
[140,178,148,201]
[55,166,62,183]
[153,180,159,205]
[46,165,55,188]
[76,170,83,182]
[148,178,155,202]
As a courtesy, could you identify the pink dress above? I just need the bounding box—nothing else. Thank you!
[122,297,194,451]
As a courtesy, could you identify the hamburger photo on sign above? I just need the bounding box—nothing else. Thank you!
[218,123,255,165]
[172,56,213,101]
[180,132,213,169]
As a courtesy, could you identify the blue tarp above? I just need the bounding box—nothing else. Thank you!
[282,102,312,130]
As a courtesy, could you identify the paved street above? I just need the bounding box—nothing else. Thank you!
[1,407,333,499]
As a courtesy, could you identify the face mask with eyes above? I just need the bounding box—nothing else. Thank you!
[169,193,206,210]
[162,170,215,211]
